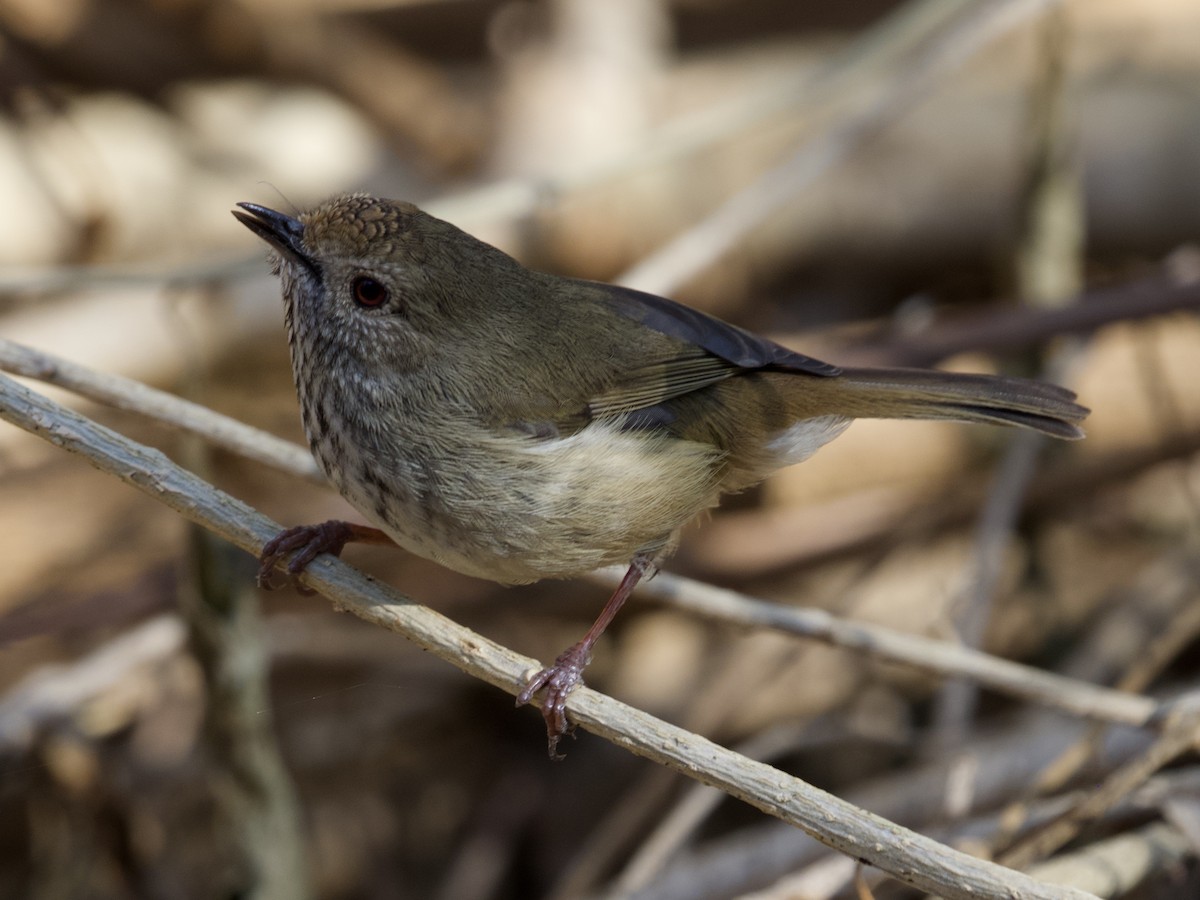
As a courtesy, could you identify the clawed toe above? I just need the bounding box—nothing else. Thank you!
[517,643,591,758]
[257,521,357,591]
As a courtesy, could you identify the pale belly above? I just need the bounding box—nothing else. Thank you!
[319,418,727,585]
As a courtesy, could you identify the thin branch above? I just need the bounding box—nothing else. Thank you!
[841,275,1200,369]
[1025,821,1195,899]
[998,697,1200,870]
[636,715,1155,900]
[591,570,1159,730]
[762,769,1200,900]
[0,336,322,482]
[0,372,1099,900]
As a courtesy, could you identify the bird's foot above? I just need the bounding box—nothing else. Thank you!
[257,520,363,594]
[517,642,592,759]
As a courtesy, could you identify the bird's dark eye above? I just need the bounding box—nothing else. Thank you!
[351,275,388,308]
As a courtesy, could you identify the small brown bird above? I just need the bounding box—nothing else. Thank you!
[234,194,1087,755]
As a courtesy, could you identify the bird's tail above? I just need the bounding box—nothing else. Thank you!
[806,367,1088,440]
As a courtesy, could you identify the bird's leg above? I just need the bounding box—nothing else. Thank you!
[258,520,396,593]
[517,552,657,758]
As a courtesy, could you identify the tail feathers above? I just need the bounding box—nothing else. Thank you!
[828,367,1088,440]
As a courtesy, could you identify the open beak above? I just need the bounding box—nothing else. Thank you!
[232,202,310,266]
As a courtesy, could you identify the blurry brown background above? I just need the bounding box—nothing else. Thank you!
[2,0,1200,898]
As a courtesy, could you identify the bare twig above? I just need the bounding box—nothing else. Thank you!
[841,275,1200,369]
[590,570,1159,730]
[0,373,1099,900]
[617,716,1153,900]
[1025,821,1195,899]
[0,336,322,482]
[1000,695,1200,870]
[760,769,1200,900]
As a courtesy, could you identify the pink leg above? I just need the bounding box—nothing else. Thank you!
[258,520,396,593]
[517,553,656,758]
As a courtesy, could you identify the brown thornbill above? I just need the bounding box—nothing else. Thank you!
[234,194,1088,756]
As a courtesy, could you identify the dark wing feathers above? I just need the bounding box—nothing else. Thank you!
[586,280,841,377]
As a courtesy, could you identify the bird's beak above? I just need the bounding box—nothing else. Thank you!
[232,202,310,266]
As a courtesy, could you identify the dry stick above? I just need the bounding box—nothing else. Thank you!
[618,0,1060,296]
[1025,821,1194,899]
[987,596,1200,868]
[590,571,1158,730]
[0,336,322,482]
[778,768,1200,900]
[1,335,1161,732]
[999,696,1200,871]
[587,561,1181,894]
[557,649,896,898]
[636,718,1155,900]
[608,724,821,897]
[843,275,1200,369]
[0,374,1099,900]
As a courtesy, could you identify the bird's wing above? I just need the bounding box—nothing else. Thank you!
[585,280,841,376]
[584,351,740,421]
[497,280,840,436]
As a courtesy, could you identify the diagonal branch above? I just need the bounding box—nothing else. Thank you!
[591,570,1158,730]
[0,371,1098,900]
[0,335,321,482]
